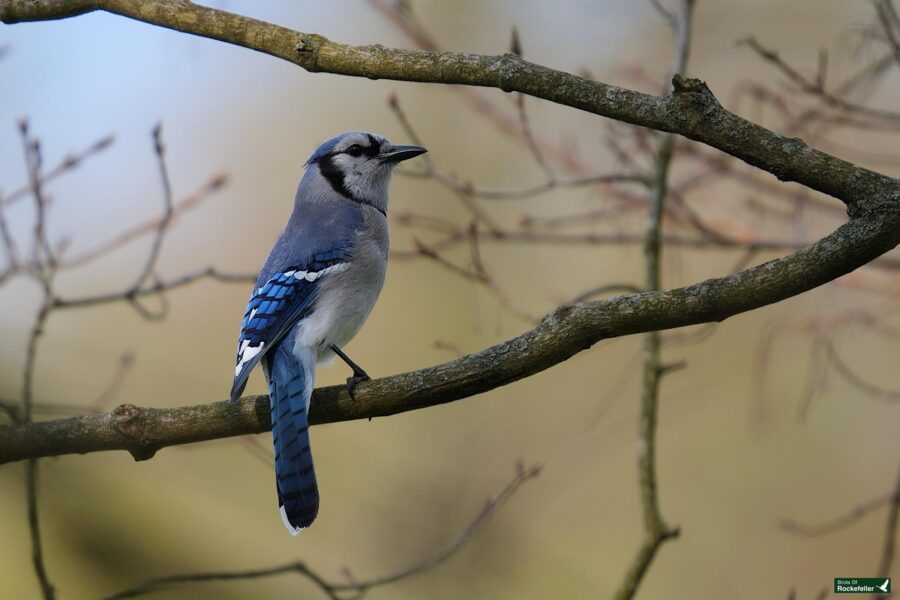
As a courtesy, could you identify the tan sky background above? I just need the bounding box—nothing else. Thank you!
[1,1,898,598]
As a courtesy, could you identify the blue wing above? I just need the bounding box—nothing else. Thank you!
[230,249,350,400]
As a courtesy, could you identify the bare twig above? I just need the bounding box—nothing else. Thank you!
[104,562,340,600]
[130,124,174,290]
[0,192,21,273]
[89,352,136,410]
[822,336,900,403]
[875,0,900,64]
[17,121,58,600]
[59,172,227,270]
[53,267,254,310]
[334,461,542,594]
[878,465,900,578]
[19,120,56,270]
[742,36,900,126]
[387,91,648,203]
[103,463,542,600]
[410,236,488,283]
[26,460,54,600]
[780,492,895,537]
[648,0,677,26]
[366,0,602,177]
[4,135,114,207]
[512,52,554,180]
[614,2,694,597]
[3,122,234,599]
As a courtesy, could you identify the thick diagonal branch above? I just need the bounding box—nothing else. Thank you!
[0,0,896,210]
[2,206,900,464]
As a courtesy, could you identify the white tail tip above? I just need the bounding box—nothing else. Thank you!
[280,505,304,536]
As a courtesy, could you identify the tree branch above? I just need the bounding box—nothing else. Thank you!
[614,2,693,596]
[0,0,896,210]
[3,196,900,463]
[0,0,898,474]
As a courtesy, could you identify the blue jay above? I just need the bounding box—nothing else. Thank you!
[230,132,426,534]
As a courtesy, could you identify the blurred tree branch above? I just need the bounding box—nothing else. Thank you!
[613,2,694,597]
[102,462,541,600]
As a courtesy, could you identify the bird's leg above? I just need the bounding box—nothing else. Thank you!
[330,345,370,400]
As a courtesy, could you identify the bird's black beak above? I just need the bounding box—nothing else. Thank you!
[379,144,427,163]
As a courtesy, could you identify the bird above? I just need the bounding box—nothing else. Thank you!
[230,131,426,534]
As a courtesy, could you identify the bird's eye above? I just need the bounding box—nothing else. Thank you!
[346,144,364,157]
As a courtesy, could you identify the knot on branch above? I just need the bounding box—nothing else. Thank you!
[671,74,709,95]
[293,33,324,70]
[113,403,158,461]
[668,75,722,135]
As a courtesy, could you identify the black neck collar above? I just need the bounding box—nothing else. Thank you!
[317,156,386,217]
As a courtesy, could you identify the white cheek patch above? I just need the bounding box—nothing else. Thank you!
[235,338,265,376]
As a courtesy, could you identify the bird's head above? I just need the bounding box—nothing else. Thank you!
[304,131,426,214]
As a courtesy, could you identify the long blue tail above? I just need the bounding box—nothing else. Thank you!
[266,343,318,535]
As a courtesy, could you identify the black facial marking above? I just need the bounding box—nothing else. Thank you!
[317,154,354,199]
[365,134,381,157]
[315,153,388,217]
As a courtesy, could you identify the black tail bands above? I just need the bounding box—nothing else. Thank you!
[270,365,319,534]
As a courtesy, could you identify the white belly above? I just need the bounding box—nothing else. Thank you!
[291,236,386,363]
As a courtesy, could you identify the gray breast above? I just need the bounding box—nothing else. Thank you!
[302,206,389,359]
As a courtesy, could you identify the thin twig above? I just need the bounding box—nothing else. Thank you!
[104,562,340,600]
[53,267,253,310]
[59,172,227,270]
[647,0,677,26]
[4,135,114,207]
[876,0,900,63]
[104,463,542,600]
[401,168,649,200]
[822,336,900,403]
[26,460,54,600]
[334,461,543,594]
[614,1,694,597]
[89,352,136,410]
[0,191,20,272]
[780,492,895,537]
[122,125,176,319]
[878,464,900,579]
[19,120,56,270]
[742,36,900,126]
[18,122,58,600]
[465,224,539,323]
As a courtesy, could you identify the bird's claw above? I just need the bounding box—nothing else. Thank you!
[346,372,370,401]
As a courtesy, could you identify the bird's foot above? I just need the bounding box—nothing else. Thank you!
[346,370,370,401]
[330,345,371,401]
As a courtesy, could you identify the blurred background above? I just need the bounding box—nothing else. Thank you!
[1,1,898,598]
